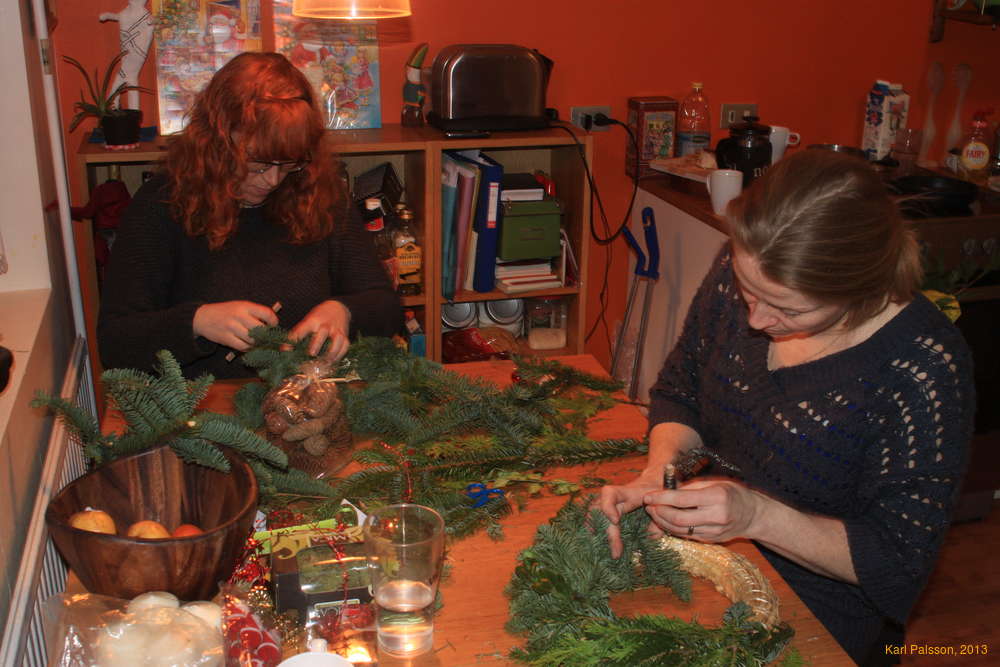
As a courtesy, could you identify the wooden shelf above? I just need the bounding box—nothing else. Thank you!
[450,285,580,303]
[74,123,593,365]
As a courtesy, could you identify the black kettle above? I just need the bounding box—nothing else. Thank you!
[715,116,772,187]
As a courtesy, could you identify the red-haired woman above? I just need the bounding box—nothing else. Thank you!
[98,52,401,378]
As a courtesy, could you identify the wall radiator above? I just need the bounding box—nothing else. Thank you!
[0,337,93,667]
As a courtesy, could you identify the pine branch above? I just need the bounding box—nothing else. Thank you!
[195,413,287,468]
[266,467,337,498]
[169,437,231,472]
[232,381,268,430]
[30,392,108,456]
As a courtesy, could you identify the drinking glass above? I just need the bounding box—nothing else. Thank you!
[362,503,445,658]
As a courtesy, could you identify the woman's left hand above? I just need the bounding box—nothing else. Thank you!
[641,479,765,543]
[289,300,352,361]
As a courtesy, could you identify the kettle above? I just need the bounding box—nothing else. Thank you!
[715,117,772,187]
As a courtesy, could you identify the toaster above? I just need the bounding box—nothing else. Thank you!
[427,44,553,132]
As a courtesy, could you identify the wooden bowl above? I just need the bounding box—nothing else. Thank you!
[45,445,258,600]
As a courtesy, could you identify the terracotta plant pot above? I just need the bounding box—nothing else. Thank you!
[100,109,142,147]
[45,445,258,600]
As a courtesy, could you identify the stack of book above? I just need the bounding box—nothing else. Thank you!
[495,258,561,294]
[499,172,545,202]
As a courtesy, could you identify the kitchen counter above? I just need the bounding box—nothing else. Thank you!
[637,174,726,233]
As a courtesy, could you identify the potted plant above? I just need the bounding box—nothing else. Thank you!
[63,51,150,148]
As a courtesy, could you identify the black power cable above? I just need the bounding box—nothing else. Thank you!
[552,115,641,352]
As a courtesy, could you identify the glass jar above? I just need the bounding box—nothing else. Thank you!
[525,297,567,350]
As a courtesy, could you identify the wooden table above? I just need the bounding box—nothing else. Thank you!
[103,354,850,665]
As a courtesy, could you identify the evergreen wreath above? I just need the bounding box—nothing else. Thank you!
[506,497,799,666]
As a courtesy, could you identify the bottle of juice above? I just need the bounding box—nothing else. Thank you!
[394,209,423,296]
[958,110,992,185]
[677,82,711,157]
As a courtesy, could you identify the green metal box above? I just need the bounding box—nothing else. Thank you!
[498,198,563,261]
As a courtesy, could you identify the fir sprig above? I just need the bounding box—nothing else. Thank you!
[32,350,288,476]
[506,497,796,666]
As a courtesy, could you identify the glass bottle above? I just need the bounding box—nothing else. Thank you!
[364,198,398,289]
[677,82,711,157]
[394,209,423,296]
[958,111,992,185]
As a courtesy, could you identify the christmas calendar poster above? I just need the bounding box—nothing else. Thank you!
[153,0,263,134]
[272,1,381,130]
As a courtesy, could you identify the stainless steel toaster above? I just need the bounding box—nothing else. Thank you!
[427,44,552,132]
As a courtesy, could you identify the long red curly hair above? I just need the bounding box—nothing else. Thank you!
[164,52,344,249]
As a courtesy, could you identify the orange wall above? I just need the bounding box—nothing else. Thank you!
[926,18,1000,162]
[52,0,1000,368]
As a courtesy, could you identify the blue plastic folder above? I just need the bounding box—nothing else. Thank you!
[440,154,460,300]
[449,150,504,293]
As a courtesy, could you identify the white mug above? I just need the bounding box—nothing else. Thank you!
[769,126,801,163]
[706,170,743,216]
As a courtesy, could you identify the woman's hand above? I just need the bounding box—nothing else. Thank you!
[641,479,763,543]
[289,300,352,361]
[598,470,665,558]
[193,301,279,350]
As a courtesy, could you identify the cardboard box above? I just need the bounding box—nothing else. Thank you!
[626,96,679,178]
[498,198,562,261]
[862,80,909,161]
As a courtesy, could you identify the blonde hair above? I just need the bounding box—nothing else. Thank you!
[727,150,922,328]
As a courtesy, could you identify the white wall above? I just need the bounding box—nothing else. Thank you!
[0,0,75,636]
[0,0,56,292]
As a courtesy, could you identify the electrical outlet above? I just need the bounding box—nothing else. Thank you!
[719,103,758,128]
[570,106,612,131]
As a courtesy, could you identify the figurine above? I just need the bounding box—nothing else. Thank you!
[401,43,428,127]
[99,0,154,112]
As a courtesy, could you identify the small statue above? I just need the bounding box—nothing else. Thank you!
[401,43,429,127]
[99,0,154,112]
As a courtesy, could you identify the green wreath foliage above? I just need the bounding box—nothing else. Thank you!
[238,333,646,539]
[507,497,798,666]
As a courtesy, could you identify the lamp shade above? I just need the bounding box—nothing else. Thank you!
[292,0,411,19]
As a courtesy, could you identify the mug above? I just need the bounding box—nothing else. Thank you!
[706,169,743,216]
[769,126,801,163]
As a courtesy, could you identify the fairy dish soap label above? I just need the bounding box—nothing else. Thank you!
[959,111,992,185]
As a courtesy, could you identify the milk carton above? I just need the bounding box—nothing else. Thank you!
[862,80,910,161]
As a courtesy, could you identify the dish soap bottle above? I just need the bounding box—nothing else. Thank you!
[958,110,992,185]
[677,82,711,157]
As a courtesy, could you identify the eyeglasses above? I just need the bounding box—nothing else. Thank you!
[246,157,311,175]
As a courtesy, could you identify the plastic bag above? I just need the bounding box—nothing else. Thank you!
[220,583,283,667]
[44,592,223,666]
[441,327,517,363]
[261,359,352,478]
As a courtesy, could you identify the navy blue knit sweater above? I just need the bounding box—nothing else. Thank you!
[648,247,975,665]
[98,176,402,379]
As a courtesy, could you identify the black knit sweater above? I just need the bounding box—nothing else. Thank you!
[648,247,975,665]
[98,176,402,379]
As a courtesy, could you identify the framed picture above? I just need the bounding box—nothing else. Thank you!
[273,1,382,130]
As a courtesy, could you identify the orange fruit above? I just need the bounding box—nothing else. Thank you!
[171,523,204,538]
[68,509,117,534]
[126,520,171,539]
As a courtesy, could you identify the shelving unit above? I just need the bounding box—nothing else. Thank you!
[73,124,592,366]
[931,0,998,41]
